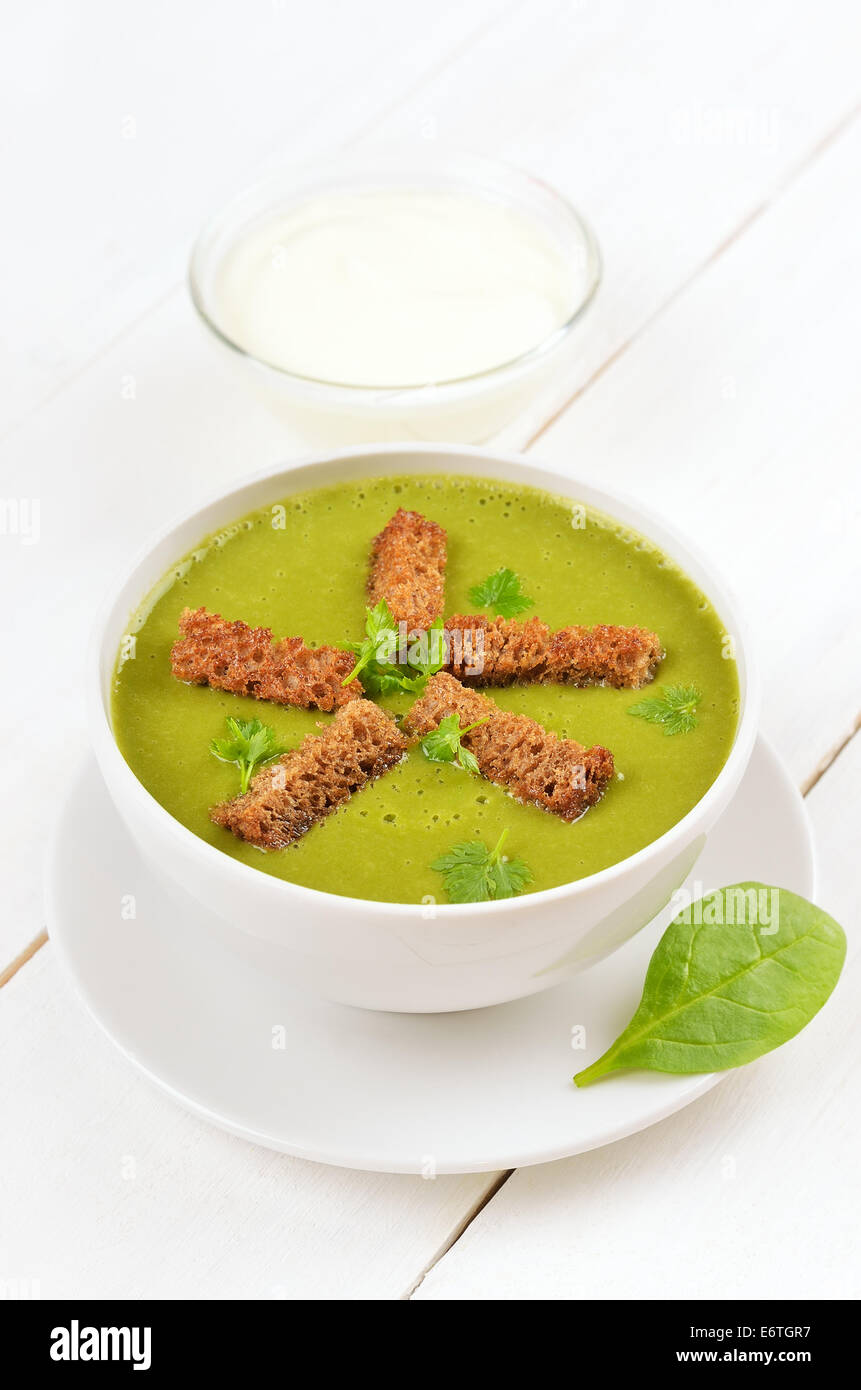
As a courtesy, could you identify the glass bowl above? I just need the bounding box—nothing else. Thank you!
[189,150,601,444]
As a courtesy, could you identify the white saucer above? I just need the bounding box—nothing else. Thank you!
[47,740,814,1174]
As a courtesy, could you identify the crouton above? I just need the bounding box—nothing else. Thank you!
[403,672,614,822]
[368,507,447,630]
[444,615,662,689]
[170,606,361,711]
[211,700,407,849]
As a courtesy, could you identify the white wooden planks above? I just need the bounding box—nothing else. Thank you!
[0,0,503,432]
[0,945,500,1300]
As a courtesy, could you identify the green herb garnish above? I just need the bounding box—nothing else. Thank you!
[342,601,446,695]
[210,717,282,794]
[574,885,846,1087]
[342,600,399,687]
[468,567,535,619]
[362,667,429,697]
[420,715,489,774]
[431,829,533,903]
[627,683,701,735]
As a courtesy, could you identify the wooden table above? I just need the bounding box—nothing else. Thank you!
[1,0,858,1300]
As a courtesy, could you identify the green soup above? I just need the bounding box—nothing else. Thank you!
[112,475,739,903]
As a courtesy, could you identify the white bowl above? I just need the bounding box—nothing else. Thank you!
[90,445,759,1013]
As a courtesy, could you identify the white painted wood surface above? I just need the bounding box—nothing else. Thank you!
[0,0,858,1300]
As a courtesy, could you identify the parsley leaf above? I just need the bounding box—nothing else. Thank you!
[420,714,489,774]
[342,604,446,695]
[210,717,282,793]
[431,829,533,903]
[362,666,424,697]
[468,566,535,618]
[342,599,399,686]
[627,684,702,735]
[407,616,447,679]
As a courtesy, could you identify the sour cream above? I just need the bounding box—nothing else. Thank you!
[214,191,580,387]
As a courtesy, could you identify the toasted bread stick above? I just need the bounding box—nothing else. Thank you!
[403,672,614,822]
[211,700,407,849]
[444,615,662,689]
[171,606,362,711]
[368,508,447,630]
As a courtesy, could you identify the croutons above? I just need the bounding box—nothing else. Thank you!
[171,606,361,712]
[403,672,614,822]
[211,700,407,849]
[368,508,447,630]
[444,615,662,689]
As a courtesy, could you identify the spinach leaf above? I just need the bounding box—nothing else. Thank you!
[574,884,845,1087]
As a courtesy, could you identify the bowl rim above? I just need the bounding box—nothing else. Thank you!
[89,443,760,919]
[187,149,602,397]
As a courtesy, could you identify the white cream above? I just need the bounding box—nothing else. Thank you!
[214,191,579,387]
